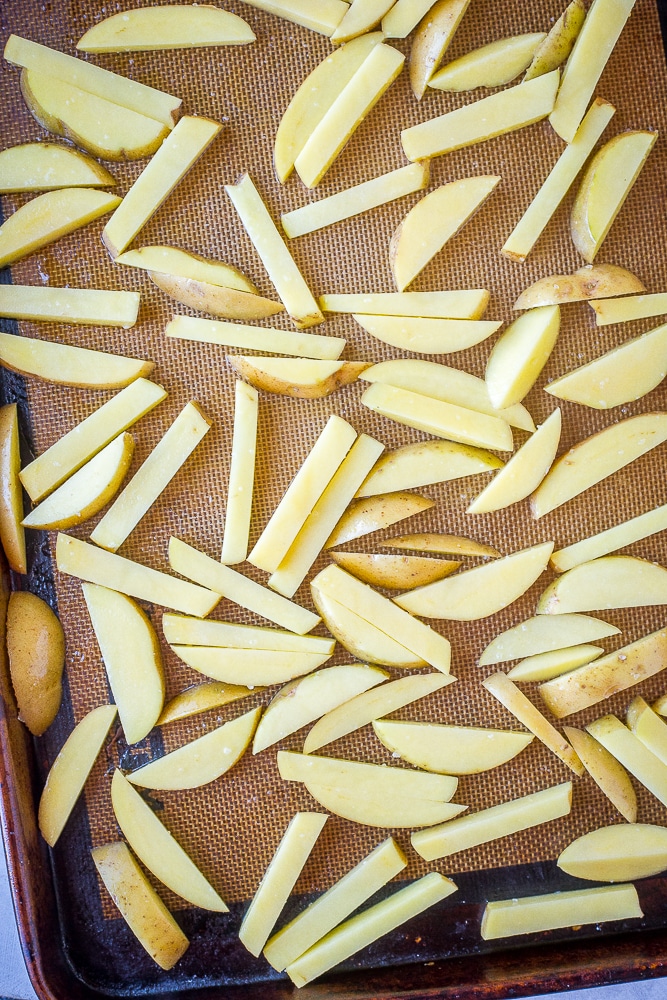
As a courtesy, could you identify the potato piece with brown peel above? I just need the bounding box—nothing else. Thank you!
[0,404,26,574]
[116,246,257,293]
[558,824,667,882]
[429,33,546,91]
[409,0,472,99]
[77,5,255,51]
[0,142,115,192]
[150,272,282,320]
[563,726,636,823]
[331,552,460,589]
[158,682,259,726]
[357,440,503,497]
[227,356,369,399]
[514,264,645,310]
[326,491,434,547]
[385,532,501,558]
[7,591,65,736]
[524,0,585,80]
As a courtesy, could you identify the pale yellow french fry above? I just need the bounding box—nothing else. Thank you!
[586,714,667,809]
[221,382,258,565]
[563,726,636,823]
[90,402,211,552]
[0,141,115,192]
[0,285,139,327]
[165,315,345,360]
[162,614,334,654]
[320,289,488,318]
[590,292,667,326]
[77,5,255,50]
[382,0,438,37]
[235,0,349,35]
[481,885,642,941]
[0,404,26,574]
[485,306,560,409]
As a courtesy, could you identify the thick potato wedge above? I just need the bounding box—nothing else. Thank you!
[586,714,667,809]
[551,501,667,573]
[227,356,369,398]
[383,0,439,38]
[409,0,471,99]
[563,726,636,822]
[116,245,257,292]
[0,333,151,388]
[331,551,460,589]
[158,682,258,726]
[331,0,394,42]
[485,305,560,408]
[162,613,334,654]
[558,824,667,882]
[627,695,667,764]
[429,33,546,91]
[524,0,585,80]
[506,644,604,683]
[353,314,501,353]
[7,591,65,735]
[0,142,115,192]
[77,5,255,51]
[151,273,282,319]
[0,404,26,573]
[171,645,330,686]
[537,555,667,615]
[479,612,619,666]
[357,439,502,497]
[514,263,645,309]
[235,0,348,36]
[373,719,533,774]
[326,491,434,547]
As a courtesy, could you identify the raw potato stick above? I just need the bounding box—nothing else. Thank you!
[319,290,489,317]
[551,502,667,572]
[221,382,258,565]
[236,0,349,35]
[481,885,642,940]
[165,315,345,360]
[0,285,140,327]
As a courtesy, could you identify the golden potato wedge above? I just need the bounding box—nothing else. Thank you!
[586,714,667,809]
[563,726,636,822]
[485,306,560,408]
[429,33,546,91]
[537,556,667,616]
[409,0,471,99]
[158,682,258,726]
[150,272,282,320]
[558,824,667,882]
[326,491,434,547]
[514,263,645,310]
[551,502,667,573]
[506,644,603,683]
[353,314,501,353]
[0,404,26,574]
[0,142,115,192]
[0,333,152,389]
[481,885,641,941]
[331,551,460,589]
[479,612,619,666]
[373,719,533,774]
[385,532,501,558]
[77,5,255,51]
[227,356,369,398]
[357,439,502,497]
[7,591,65,736]
[524,0,585,80]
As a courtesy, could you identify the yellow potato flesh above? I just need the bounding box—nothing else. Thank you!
[38,704,117,846]
[331,0,394,42]
[91,842,189,970]
[77,5,255,51]
[0,187,121,269]
[162,613,334,654]
[409,0,472,99]
[90,401,211,552]
[304,783,467,829]
[158,682,258,726]
[127,707,260,790]
[523,0,586,80]
[0,331,151,388]
[353,314,502,353]
[402,70,559,161]
[479,612,619,665]
[539,627,667,719]
[116,246,257,292]
[430,33,546,91]
[373,719,533,774]
[385,532,501,558]
[220,382,258,565]
[506,644,603,683]
[166,315,345,360]
[590,292,667,326]
[7,591,65,736]
[563,726,636,823]
[0,285,140,328]
[264,837,407,972]
[412,782,572,861]
[558,823,667,881]
[627,695,667,765]
[481,884,642,940]
[485,305,560,409]
[320,289,489,318]
[395,542,554,621]
[326,491,434,547]
[586,714,667,809]
[514,263,645,310]
[171,645,330,686]
[531,413,667,518]
[151,273,282,320]
[102,116,222,257]
[234,0,348,35]
[0,142,115,192]
[0,404,26,573]
[383,0,439,38]
[537,555,667,615]
[20,378,165,502]
[83,583,164,745]
[552,503,667,573]
[331,552,460,590]
[357,439,502,497]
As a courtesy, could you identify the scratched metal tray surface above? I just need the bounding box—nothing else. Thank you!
[2,0,667,997]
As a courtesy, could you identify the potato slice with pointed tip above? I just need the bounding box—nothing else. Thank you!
[253,663,387,753]
[467,409,561,514]
[0,286,140,328]
[320,289,489,318]
[390,176,500,291]
[373,719,533,774]
[0,333,151,388]
[524,0,585,80]
[558,824,667,882]
[485,306,560,408]
[563,726,636,822]
[171,645,330,686]
[395,541,553,621]
[7,592,65,736]
[409,0,471,99]
[430,33,546,91]
[77,5,255,50]
[353,314,501,353]
[278,749,457,800]
[158,682,258,726]
[128,707,259,789]
[23,433,133,531]
[385,532,501,558]
[0,142,115,192]
[326,491,434,548]
[117,246,257,292]
[331,551,460,589]
[111,770,227,911]
[590,292,667,326]
[507,644,604,683]
[383,0,439,37]
[38,704,118,847]
[514,263,645,310]
[627,695,667,764]
[227,356,369,399]
[586,714,667,809]
[357,440,503,498]
[0,404,26,574]
[551,502,667,574]
[479,613,619,666]
[481,884,642,941]
[233,0,348,36]
[304,784,466,828]
[0,187,121,269]
[83,584,164,745]
[150,273,281,320]
[531,413,667,519]
[537,556,667,615]
[162,614,334,655]
[331,0,394,42]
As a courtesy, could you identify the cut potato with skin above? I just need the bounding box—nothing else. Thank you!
[481,884,642,941]
[320,290,489,318]
[38,705,118,847]
[0,404,26,574]
[274,32,384,183]
[128,707,260,790]
[166,315,345,360]
[558,824,667,882]
[171,645,331,687]
[383,0,439,37]
[563,726,636,823]
[226,354,370,399]
[386,533,501,558]
[326,492,435,548]
[158,682,258,727]
[539,627,667,719]
[482,672,583,775]
[357,439,503,497]
[353,314,502,353]
[627,696,667,765]
[7,592,65,736]
[409,0,472,99]
[162,614,334,655]
[278,750,458,801]
[590,292,667,326]
[102,116,222,258]
[485,306,560,409]
[331,0,394,42]
[282,162,429,239]
[252,664,388,753]
[549,0,637,143]
[507,644,604,683]
[523,0,586,80]
[311,584,426,668]
[83,584,164,745]
[111,771,227,911]
[586,714,667,809]
[389,176,500,291]
[116,246,257,292]
[294,43,405,188]
[514,264,645,310]
[234,0,348,36]
[0,285,140,328]
[430,33,546,91]
[0,142,115,192]
[412,782,572,860]
[20,70,170,161]
[479,613,619,666]
[395,542,554,621]
[221,381,258,565]
[362,383,514,452]
[571,131,657,263]
[150,273,283,320]
[92,841,189,970]
[536,556,667,615]
[304,672,453,753]
[468,409,561,515]
[77,5,255,51]
[531,413,667,519]
[20,378,165,503]
[0,333,151,389]
[0,187,121,269]
[263,837,408,973]
[331,552,461,590]
[23,433,134,531]
[551,502,667,573]
[402,70,559,162]
[373,720,533,774]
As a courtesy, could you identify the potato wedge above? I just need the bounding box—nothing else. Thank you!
[0,142,115,192]
[429,33,546,91]
[395,542,554,621]
[166,315,344,360]
[481,885,642,940]
[353,314,502,353]
[551,502,667,573]
[506,644,603,683]
[409,0,471,99]
[0,333,151,388]
[627,695,667,765]
[382,0,438,38]
[586,714,667,809]
[357,440,503,497]
[326,491,434,548]
[558,824,667,882]
[331,0,394,42]
[536,556,667,615]
[563,726,636,823]
[77,5,255,51]
[0,187,121,269]
[590,292,667,326]
[320,289,489,318]
[485,306,560,408]
[373,720,533,774]
[158,682,258,726]
[0,285,140,328]
[299,783,455,826]
[171,645,331,686]
[116,246,257,292]
[523,0,585,80]
[385,532,501,558]
[151,273,282,320]
[479,613,619,666]
[331,552,460,589]
[7,591,64,736]
[514,263,645,310]
[278,749,457,800]
[0,404,26,574]
[162,613,334,654]
[235,0,348,35]
[531,413,667,518]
